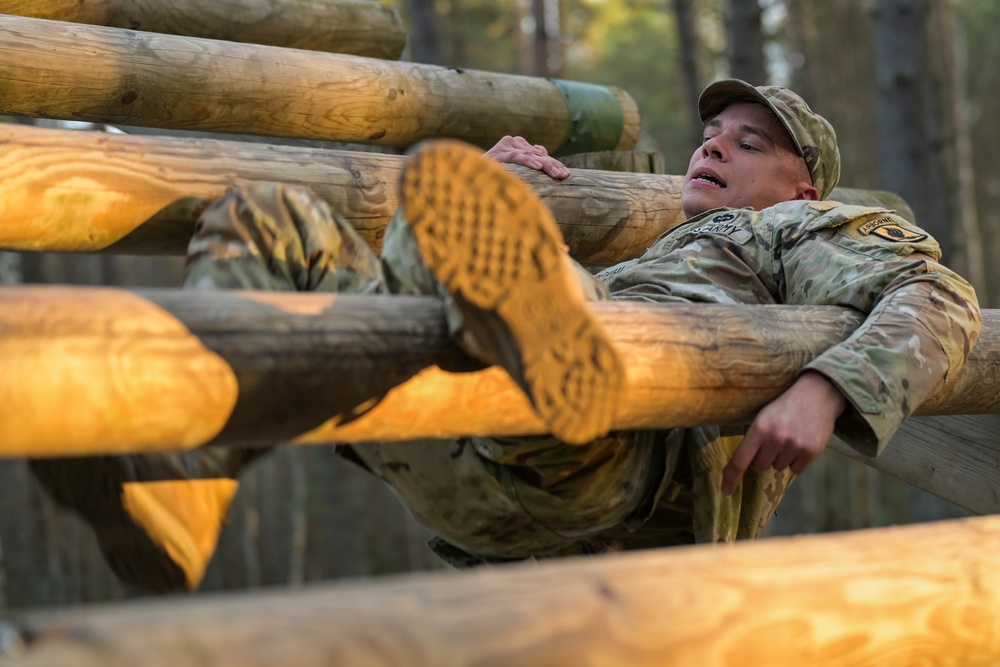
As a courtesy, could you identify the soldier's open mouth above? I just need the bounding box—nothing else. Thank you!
[693,171,726,187]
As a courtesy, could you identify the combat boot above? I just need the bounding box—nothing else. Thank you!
[398,140,624,444]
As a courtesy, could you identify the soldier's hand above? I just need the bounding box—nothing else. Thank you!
[721,371,847,496]
[484,135,571,180]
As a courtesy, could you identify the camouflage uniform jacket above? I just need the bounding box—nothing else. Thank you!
[597,200,981,542]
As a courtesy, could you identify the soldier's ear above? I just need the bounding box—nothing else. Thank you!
[795,183,820,202]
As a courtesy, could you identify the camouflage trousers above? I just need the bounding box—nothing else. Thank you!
[182,184,794,564]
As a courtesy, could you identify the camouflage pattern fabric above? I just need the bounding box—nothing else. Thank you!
[600,200,980,542]
[34,184,981,586]
[182,186,981,563]
[187,184,675,564]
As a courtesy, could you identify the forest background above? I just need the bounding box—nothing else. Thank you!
[0,0,993,608]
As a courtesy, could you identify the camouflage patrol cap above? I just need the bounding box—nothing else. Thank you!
[698,79,841,199]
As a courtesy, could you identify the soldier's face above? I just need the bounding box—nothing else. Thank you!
[681,102,817,217]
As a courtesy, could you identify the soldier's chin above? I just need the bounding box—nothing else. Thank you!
[681,190,727,218]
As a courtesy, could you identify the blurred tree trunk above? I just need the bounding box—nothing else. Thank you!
[241,475,261,588]
[672,0,705,143]
[407,0,443,65]
[930,1,988,303]
[287,452,308,587]
[872,0,952,258]
[532,0,549,76]
[786,0,880,189]
[517,0,561,77]
[0,525,6,609]
[40,494,66,605]
[726,0,766,83]
[0,253,19,284]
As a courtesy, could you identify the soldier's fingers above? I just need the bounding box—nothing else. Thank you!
[771,447,798,471]
[540,159,570,180]
[789,449,821,475]
[722,436,761,496]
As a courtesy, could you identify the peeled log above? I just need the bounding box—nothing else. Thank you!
[0,124,914,262]
[0,15,638,152]
[831,414,1000,515]
[2,285,998,511]
[0,0,407,59]
[5,515,1000,667]
[1,285,996,451]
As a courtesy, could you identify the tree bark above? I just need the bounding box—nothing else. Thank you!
[726,0,767,84]
[0,0,406,59]
[8,515,1000,667]
[872,0,952,257]
[671,0,705,143]
[405,0,443,65]
[931,0,988,303]
[0,15,639,153]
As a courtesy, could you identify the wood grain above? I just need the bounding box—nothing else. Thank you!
[2,286,998,511]
[0,15,637,151]
[5,515,1000,667]
[0,0,406,59]
[831,415,1000,515]
[0,285,994,443]
[0,124,914,262]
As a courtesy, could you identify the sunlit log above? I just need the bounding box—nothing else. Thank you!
[0,124,913,261]
[5,515,1000,667]
[0,0,406,58]
[0,15,639,152]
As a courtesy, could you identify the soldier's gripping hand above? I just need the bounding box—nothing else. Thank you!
[721,371,847,496]
[484,135,571,180]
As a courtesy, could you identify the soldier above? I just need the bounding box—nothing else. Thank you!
[32,79,981,590]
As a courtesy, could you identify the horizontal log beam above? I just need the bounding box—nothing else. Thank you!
[0,0,407,59]
[831,414,1000,515]
[6,515,1000,667]
[0,15,638,152]
[0,124,914,261]
[1,286,996,451]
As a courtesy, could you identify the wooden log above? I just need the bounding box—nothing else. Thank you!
[831,414,1000,515]
[0,0,407,59]
[0,286,995,455]
[0,124,914,261]
[2,286,997,512]
[560,149,667,173]
[0,15,639,152]
[4,515,1000,667]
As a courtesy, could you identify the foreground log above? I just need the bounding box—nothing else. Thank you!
[1,285,997,445]
[0,0,406,58]
[4,515,1000,667]
[2,286,997,511]
[0,15,638,153]
[0,287,857,455]
[0,124,914,261]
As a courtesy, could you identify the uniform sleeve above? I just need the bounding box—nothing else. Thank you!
[776,209,981,456]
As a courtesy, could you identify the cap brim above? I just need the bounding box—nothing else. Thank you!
[697,79,803,156]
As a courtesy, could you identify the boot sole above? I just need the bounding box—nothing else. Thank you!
[400,140,623,444]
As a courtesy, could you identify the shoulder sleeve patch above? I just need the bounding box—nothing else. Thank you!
[807,201,841,213]
[868,223,928,243]
[834,211,939,257]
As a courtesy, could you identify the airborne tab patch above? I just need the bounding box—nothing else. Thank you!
[843,214,929,244]
[870,225,928,243]
[858,215,927,242]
